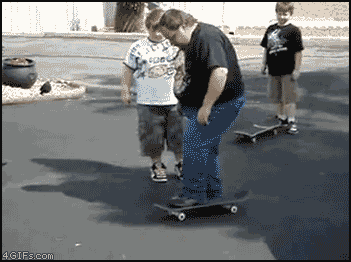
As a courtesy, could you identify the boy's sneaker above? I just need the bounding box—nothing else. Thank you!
[151,163,168,183]
[287,121,299,135]
[174,161,184,180]
[279,118,289,127]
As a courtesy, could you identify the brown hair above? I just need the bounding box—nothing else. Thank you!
[145,9,165,30]
[275,2,294,15]
[158,9,198,31]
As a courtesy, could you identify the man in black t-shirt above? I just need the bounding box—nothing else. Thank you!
[157,9,247,207]
[260,2,304,134]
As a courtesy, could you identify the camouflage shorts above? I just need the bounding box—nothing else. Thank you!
[137,104,184,157]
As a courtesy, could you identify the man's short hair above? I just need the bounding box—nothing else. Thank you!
[145,9,165,30]
[158,9,198,31]
[275,2,294,15]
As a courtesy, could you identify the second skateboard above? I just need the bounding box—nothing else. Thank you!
[234,122,292,143]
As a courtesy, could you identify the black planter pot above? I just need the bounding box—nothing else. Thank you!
[2,58,38,89]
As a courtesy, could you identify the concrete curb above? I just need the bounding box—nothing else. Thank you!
[2,86,87,105]
[73,80,122,90]
[2,32,149,42]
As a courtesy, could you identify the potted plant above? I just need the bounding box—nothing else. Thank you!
[2,53,38,89]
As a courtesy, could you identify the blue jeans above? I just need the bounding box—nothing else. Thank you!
[180,96,246,203]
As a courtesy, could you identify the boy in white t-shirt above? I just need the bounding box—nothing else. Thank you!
[121,9,185,183]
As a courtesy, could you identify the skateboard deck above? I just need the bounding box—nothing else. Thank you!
[154,195,250,221]
[234,123,290,143]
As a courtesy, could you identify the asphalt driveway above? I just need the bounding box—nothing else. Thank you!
[2,36,349,260]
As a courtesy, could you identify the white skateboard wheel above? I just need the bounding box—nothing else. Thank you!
[251,137,256,143]
[231,206,238,213]
[274,129,278,135]
[178,213,186,221]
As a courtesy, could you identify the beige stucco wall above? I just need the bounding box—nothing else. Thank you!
[293,2,349,22]
[2,2,104,33]
[2,2,349,36]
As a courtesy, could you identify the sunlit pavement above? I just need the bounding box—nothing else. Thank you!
[2,36,349,260]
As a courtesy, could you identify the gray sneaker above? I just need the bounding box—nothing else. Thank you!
[287,121,299,135]
[279,118,289,126]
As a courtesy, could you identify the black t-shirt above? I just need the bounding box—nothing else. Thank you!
[260,23,304,76]
[176,22,245,109]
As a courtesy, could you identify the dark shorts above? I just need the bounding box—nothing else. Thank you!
[136,104,184,157]
[268,74,301,104]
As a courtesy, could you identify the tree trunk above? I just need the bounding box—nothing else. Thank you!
[114,2,146,33]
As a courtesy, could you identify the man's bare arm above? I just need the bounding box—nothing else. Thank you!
[202,67,228,109]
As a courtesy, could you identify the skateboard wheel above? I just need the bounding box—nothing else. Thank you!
[274,129,278,135]
[178,213,186,221]
[251,137,256,143]
[231,205,238,213]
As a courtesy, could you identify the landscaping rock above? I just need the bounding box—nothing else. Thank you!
[9,57,30,66]
[40,81,52,95]
[2,78,86,105]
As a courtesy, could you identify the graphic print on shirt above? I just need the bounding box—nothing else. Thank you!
[267,29,288,55]
[135,57,148,78]
[129,40,178,81]
[124,38,183,105]
[148,64,168,78]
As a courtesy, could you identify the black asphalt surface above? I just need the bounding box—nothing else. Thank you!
[2,36,349,260]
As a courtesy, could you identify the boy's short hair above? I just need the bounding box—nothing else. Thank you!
[275,2,294,15]
[145,9,165,30]
[158,9,198,31]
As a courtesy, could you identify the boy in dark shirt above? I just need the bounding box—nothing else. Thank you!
[157,9,247,207]
[260,2,304,134]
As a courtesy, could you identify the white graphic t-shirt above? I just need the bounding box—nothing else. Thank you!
[123,38,183,105]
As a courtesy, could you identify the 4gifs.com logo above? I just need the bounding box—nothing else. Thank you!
[2,251,54,260]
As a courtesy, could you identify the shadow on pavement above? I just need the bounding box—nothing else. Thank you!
[22,150,349,260]
[241,66,349,114]
[79,74,137,89]
[22,158,182,225]
[297,67,349,116]
[80,88,137,115]
[222,127,349,260]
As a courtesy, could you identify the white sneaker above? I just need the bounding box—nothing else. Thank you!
[150,163,167,183]
[287,121,299,135]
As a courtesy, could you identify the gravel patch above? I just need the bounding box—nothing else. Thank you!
[2,78,86,105]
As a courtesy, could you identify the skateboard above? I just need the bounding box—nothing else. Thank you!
[234,123,290,143]
[154,194,250,221]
